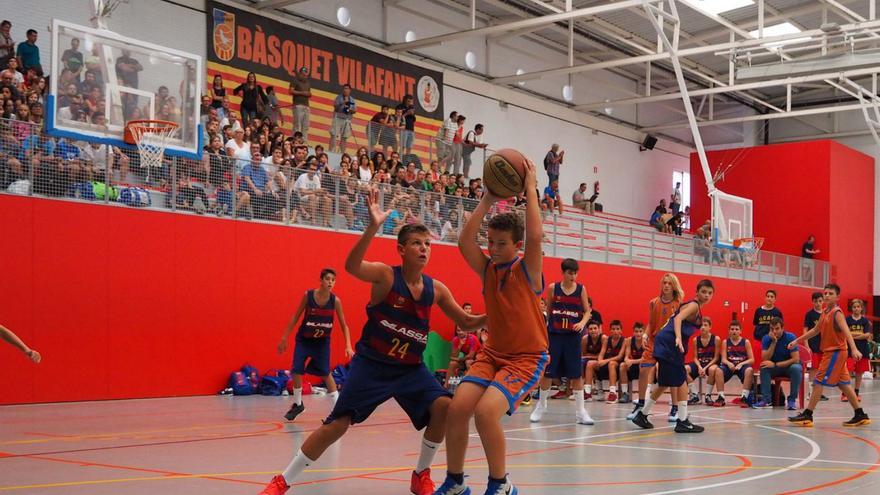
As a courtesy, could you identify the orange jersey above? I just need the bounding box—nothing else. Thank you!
[818,306,847,352]
[483,257,548,356]
[648,296,680,338]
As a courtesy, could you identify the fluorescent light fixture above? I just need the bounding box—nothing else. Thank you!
[689,0,754,16]
[749,22,811,48]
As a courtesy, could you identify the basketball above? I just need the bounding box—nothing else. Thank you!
[483,149,527,198]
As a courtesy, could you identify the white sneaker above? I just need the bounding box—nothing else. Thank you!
[485,477,517,495]
[529,402,546,423]
[576,409,594,425]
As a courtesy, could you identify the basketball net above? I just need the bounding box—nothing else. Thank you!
[90,0,125,30]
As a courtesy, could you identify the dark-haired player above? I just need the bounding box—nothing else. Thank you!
[753,289,783,341]
[686,317,719,405]
[803,292,827,402]
[258,193,486,495]
[715,321,755,407]
[618,322,645,404]
[586,319,624,403]
[845,298,872,400]
[278,268,353,422]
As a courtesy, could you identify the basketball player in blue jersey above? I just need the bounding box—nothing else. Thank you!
[618,322,646,404]
[278,268,354,422]
[714,321,755,407]
[686,317,720,405]
[530,258,593,425]
[846,299,873,399]
[258,191,486,495]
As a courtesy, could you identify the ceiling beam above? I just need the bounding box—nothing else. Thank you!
[387,0,657,51]
[641,102,866,132]
[255,0,310,10]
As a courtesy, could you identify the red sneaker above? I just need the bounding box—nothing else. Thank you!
[841,393,849,403]
[606,391,618,403]
[551,390,569,399]
[258,475,290,495]
[410,469,434,495]
[584,391,592,402]
[731,397,744,405]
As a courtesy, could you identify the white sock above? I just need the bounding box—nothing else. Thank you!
[585,384,592,394]
[416,438,441,473]
[741,390,748,399]
[646,383,653,397]
[329,390,339,405]
[539,388,549,407]
[574,389,585,411]
[610,385,617,394]
[677,400,688,421]
[642,395,657,415]
[293,387,303,405]
[622,381,629,394]
[688,382,696,394]
[282,449,314,484]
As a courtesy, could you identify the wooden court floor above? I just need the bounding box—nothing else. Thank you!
[1,381,878,494]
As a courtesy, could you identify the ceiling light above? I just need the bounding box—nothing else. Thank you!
[515,68,526,87]
[336,7,351,27]
[562,85,573,102]
[405,30,416,42]
[689,0,754,16]
[465,51,476,70]
[749,22,810,48]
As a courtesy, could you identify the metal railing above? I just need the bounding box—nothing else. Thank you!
[0,117,829,288]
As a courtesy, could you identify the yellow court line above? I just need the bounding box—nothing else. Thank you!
[2,463,877,491]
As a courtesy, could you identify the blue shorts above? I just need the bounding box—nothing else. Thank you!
[721,363,752,383]
[325,354,451,429]
[687,362,714,380]
[656,357,686,387]
[292,337,331,377]
[545,332,582,379]
[401,130,415,149]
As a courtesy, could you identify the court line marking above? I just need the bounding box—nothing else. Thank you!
[774,428,880,495]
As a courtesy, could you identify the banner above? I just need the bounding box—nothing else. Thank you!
[206,0,443,159]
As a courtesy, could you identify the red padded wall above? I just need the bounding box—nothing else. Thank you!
[0,195,823,404]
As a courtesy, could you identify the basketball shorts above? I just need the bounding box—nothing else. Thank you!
[846,357,870,375]
[624,363,640,382]
[545,333,582,379]
[594,362,612,381]
[462,349,549,415]
[721,363,752,383]
[292,337,331,377]
[641,339,656,367]
[325,354,451,429]
[687,362,711,380]
[656,356,686,387]
[814,350,850,387]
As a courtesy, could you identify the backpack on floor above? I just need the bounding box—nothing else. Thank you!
[241,364,260,392]
[260,370,290,396]
[228,371,254,395]
[277,369,295,393]
[118,186,151,207]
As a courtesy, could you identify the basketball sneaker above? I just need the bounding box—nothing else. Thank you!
[550,390,568,399]
[687,393,700,405]
[668,407,678,423]
[749,400,771,409]
[411,469,435,495]
[483,476,517,495]
[529,402,546,423]
[674,418,705,433]
[731,396,745,405]
[788,410,813,427]
[786,398,797,411]
[632,410,654,429]
[606,391,618,404]
[521,394,532,406]
[576,408,594,425]
[842,411,871,427]
[619,392,631,404]
[840,393,848,402]
[434,474,471,495]
[258,475,290,495]
[284,403,305,421]
[626,403,641,420]
[704,395,715,406]
[712,396,726,407]
[583,391,592,402]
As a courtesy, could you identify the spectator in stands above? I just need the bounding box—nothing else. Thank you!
[462,123,486,178]
[437,110,457,170]
[670,182,682,215]
[233,71,267,127]
[264,86,281,125]
[330,84,356,153]
[801,235,819,258]
[80,142,129,183]
[289,67,311,140]
[61,38,83,78]
[542,180,563,215]
[295,162,332,226]
[58,93,84,123]
[649,206,665,231]
[218,96,231,124]
[396,94,416,157]
[368,105,390,152]
[667,212,684,236]
[572,183,590,212]
[16,29,40,74]
[543,143,564,184]
[693,230,712,263]
[210,74,226,109]
[451,114,465,174]
[114,49,142,90]
[0,21,13,72]
[225,123,251,167]
[657,198,668,214]
[1,58,23,89]
[355,154,373,183]
[240,150,273,219]
[756,317,801,409]
[441,208,461,242]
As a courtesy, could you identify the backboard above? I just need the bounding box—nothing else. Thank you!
[712,190,754,249]
[48,19,203,159]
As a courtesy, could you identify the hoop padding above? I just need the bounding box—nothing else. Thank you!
[125,120,179,168]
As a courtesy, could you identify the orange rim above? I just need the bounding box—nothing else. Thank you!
[123,119,179,144]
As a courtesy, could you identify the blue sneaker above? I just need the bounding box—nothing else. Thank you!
[786,399,797,411]
[483,476,517,495]
[750,400,772,409]
[434,474,470,495]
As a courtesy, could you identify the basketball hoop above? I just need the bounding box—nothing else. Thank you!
[733,237,764,265]
[124,119,179,168]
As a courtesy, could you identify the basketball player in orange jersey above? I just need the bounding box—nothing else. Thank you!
[788,283,870,427]
[0,323,41,363]
[437,158,547,495]
[277,268,354,422]
[257,192,486,495]
[628,273,683,422]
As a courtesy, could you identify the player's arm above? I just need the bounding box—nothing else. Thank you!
[645,300,655,338]
[334,297,355,359]
[0,324,40,363]
[672,302,699,352]
[581,334,589,357]
[464,336,478,361]
[278,292,309,353]
[521,159,544,292]
[458,192,492,280]
[622,339,633,364]
[710,336,721,366]
[777,344,800,368]
[345,189,394,285]
[597,335,609,364]
[790,321,821,348]
[544,283,555,322]
[761,336,775,363]
[741,339,755,368]
[434,281,487,332]
[612,339,626,363]
[835,311,862,361]
[573,286,592,331]
[721,339,733,368]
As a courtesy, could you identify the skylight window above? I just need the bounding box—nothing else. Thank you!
[689,0,754,16]
[749,22,811,48]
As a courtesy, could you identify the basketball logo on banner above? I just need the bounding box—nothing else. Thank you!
[212,8,235,62]
[417,76,440,113]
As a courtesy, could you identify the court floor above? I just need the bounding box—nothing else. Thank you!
[1,381,878,494]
